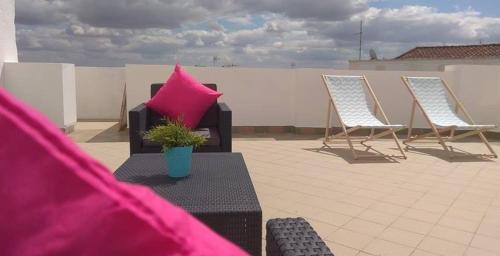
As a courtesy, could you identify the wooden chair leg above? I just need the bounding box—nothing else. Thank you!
[433,128,453,157]
[339,125,358,159]
[324,100,332,143]
[405,101,417,144]
[391,129,407,159]
[478,131,498,158]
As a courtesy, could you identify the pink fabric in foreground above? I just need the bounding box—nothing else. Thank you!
[0,87,247,256]
[146,64,222,128]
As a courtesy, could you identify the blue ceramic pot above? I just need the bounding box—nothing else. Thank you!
[164,146,193,178]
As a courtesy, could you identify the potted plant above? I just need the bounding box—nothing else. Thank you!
[144,120,206,178]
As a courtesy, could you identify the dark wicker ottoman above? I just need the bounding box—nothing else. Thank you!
[115,153,262,255]
[266,218,334,256]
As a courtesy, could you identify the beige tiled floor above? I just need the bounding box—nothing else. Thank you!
[69,122,500,256]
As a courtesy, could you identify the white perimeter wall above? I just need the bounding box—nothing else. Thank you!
[3,63,76,128]
[349,59,500,72]
[125,65,457,129]
[125,65,296,127]
[5,63,499,131]
[0,0,18,84]
[445,65,500,131]
[75,67,125,120]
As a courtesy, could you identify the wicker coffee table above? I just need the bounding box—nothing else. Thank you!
[114,153,262,255]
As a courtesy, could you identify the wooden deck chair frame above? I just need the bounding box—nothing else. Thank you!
[401,76,497,158]
[322,75,406,160]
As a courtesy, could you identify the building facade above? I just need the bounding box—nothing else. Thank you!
[350,44,500,71]
[0,0,18,83]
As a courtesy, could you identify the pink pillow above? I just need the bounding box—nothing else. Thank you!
[146,64,222,128]
[0,88,247,256]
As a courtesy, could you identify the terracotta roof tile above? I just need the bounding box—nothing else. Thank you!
[395,44,500,60]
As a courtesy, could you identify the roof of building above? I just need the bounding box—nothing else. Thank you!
[395,43,500,60]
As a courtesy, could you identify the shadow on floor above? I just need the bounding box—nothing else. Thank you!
[234,133,323,141]
[86,123,129,143]
[304,145,403,164]
[404,145,495,162]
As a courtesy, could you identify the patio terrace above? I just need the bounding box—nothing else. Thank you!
[71,122,500,256]
[3,1,500,254]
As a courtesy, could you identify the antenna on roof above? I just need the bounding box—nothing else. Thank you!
[213,56,219,67]
[358,20,363,60]
[369,49,378,60]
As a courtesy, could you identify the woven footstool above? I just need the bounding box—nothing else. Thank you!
[266,218,334,256]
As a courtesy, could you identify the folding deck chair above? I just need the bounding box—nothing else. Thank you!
[401,76,497,158]
[322,75,406,159]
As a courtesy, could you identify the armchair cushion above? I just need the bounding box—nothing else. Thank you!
[197,103,219,127]
[146,64,222,128]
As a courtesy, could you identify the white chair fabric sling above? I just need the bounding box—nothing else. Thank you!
[402,76,497,158]
[322,75,406,159]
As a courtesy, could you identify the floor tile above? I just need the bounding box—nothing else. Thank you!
[325,241,360,256]
[70,122,500,256]
[307,220,340,240]
[369,202,409,216]
[429,225,474,245]
[403,208,442,224]
[470,234,500,253]
[477,222,500,239]
[343,218,387,237]
[391,217,434,235]
[411,250,439,256]
[329,228,375,250]
[438,216,480,233]
[464,247,498,256]
[357,209,399,226]
[312,209,353,227]
[363,239,414,256]
[418,237,468,256]
[379,227,425,247]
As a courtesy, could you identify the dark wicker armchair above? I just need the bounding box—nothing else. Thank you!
[129,83,232,155]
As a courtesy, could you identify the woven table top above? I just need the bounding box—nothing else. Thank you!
[114,153,261,214]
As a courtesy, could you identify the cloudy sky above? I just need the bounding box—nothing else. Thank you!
[15,0,500,68]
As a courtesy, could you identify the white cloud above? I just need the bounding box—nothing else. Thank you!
[14,1,500,67]
[237,0,368,21]
[225,15,254,25]
[306,5,500,59]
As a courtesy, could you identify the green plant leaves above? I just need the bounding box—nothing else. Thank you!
[143,119,206,152]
